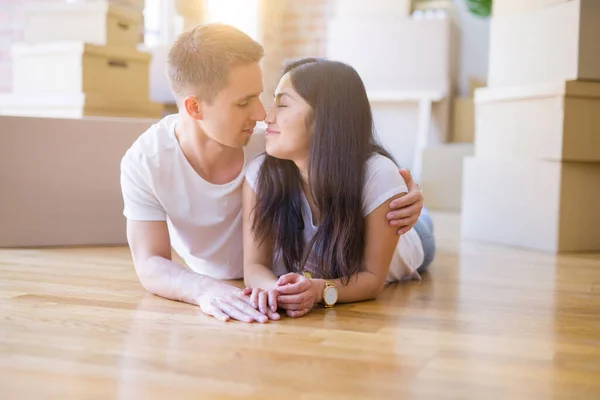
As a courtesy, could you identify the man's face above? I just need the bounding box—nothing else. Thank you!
[198,62,266,148]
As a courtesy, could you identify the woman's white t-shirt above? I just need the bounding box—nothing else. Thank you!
[245,153,424,283]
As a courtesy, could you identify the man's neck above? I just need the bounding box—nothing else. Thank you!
[175,118,244,185]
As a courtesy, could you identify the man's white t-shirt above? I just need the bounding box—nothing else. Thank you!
[120,114,266,280]
[245,153,425,283]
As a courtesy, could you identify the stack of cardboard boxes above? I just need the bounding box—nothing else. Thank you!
[461,0,600,252]
[419,78,483,211]
[0,0,162,119]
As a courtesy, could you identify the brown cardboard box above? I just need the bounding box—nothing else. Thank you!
[451,97,474,143]
[0,92,163,119]
[461,156,600,252]
[11,42,151,100]
[23,1,142,48]
[0,115,156,247]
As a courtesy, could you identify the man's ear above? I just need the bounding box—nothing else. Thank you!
[183,95,203,120]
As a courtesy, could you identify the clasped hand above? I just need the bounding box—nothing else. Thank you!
[240,273,321,319]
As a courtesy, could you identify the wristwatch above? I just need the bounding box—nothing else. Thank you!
[322,279,338,308]
[303,272,338,308]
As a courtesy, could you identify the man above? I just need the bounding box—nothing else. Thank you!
[120,24,424,323]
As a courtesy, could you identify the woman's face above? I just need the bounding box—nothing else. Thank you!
[264,72,314,163]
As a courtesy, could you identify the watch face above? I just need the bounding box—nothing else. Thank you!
[324,287,338,305]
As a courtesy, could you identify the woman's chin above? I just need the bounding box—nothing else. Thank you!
[265,144,284,159]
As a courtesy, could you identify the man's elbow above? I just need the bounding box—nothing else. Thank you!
[133,256,162,294]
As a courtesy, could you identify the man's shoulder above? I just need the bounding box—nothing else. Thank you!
[124,114,178,164]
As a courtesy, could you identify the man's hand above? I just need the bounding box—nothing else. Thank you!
[387,168,424,235]
[276,273,320,318]
[199,289,279,323]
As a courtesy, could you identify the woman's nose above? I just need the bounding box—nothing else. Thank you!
[265,106,276,123]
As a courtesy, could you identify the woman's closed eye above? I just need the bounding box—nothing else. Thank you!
[237,102,249,107]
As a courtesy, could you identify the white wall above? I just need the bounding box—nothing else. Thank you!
[452,0,490,96]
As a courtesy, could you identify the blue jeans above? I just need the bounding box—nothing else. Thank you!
[412,207,435,273]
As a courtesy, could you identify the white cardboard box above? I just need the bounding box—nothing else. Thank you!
[0,92,163,119]
[475,80,600,162]
[420,143,474,211]
[332,0,411,19]
[12,41,151,100]
[461,157,600,252]
[492,0,570,17]
[0,115,155,247]
[0,61,11,92]
[327,18,453,94]
[71,0,145,12]
[23,1,142,48]
[488,0,600,87]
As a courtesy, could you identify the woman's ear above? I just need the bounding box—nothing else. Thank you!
[304,109,316,133]
[183,95,203,120]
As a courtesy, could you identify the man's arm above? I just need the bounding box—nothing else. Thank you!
[126,219,270,323]
[387,168,424,235]
[121,151,273,322]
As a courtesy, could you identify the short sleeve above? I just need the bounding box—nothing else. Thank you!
[120,150,166,221]
[244,153,266,193]
[362,154,408,216]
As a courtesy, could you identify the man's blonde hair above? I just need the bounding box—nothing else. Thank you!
[167,23,264,104]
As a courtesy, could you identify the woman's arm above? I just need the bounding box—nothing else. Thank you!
[242,179,279,291]
[277,193,404,310]
[323,192,404,302]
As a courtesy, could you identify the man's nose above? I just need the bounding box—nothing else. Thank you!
[253,101,267,121]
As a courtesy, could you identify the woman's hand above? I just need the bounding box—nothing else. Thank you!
[275,273,321,318]
[236,287,280,320]
[249,287,279,315]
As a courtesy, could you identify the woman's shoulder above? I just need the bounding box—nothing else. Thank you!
[365,153,402,180]
[362,152,408,216]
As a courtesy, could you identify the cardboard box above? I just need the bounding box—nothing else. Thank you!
[420,143,474,210]
[23,0,142,48]
[0,92,163,119]
[327,18,453,94]
[75,0,145,12]
[468,77,486,97]
[451,97,474,143]
[492,0,570,17]
[474,80,600,162]
[461,157,600,252]
[488,0,600,87]
[0,61,11,93]
[332,0,411,18]
[0,115,156,247]
[12,41,151,100]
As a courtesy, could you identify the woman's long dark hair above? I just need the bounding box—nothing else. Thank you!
[252,58,396,283]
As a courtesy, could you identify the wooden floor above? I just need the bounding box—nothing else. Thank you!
[1,212,600,399]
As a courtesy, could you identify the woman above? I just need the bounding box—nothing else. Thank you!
[242,58,435,318]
